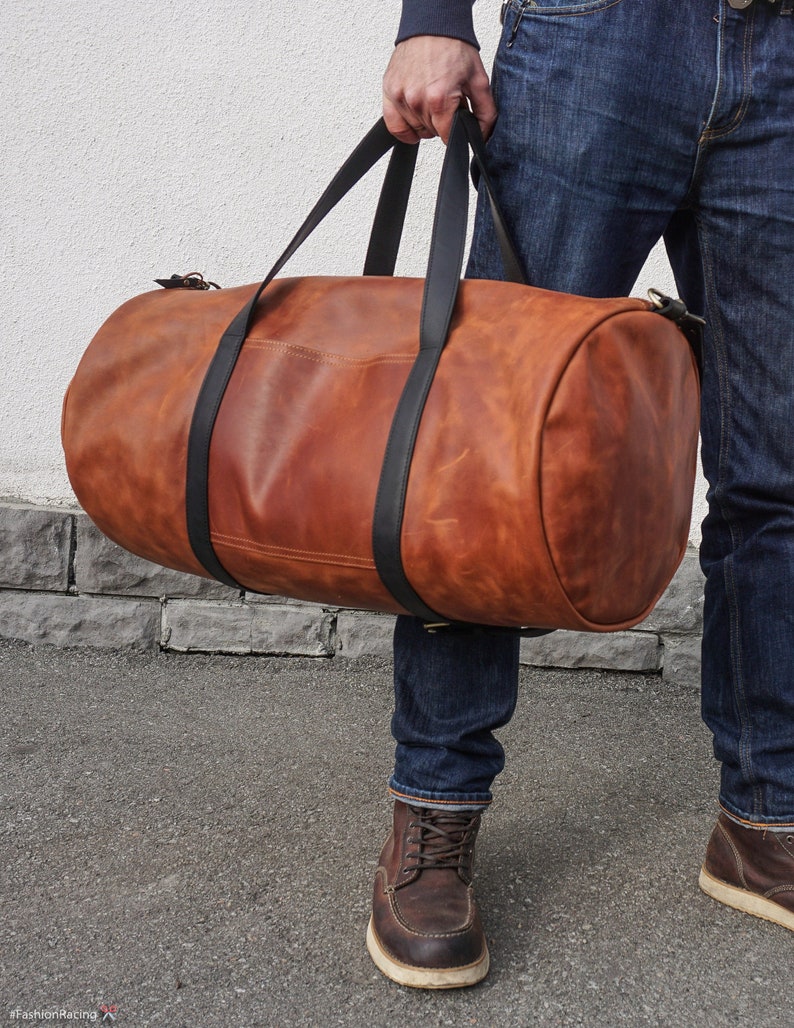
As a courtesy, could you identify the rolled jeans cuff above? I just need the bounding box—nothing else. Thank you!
[388,777,492,811]
[719,800,794,831]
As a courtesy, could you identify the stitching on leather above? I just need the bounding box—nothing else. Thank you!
[213,532,368,561]
[213,532,374,568]
[718,820,747,888]
[390,896,474,939]
[220,546,371,569]
[766,885,794,898]
[244,338,414,366]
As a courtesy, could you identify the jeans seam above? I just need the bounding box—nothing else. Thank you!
[700,0,726,141]
[695,217,732,503]
[507,0,626,16]
[700,4,755,144]
[724,555,760,807]
[697,213,761,814]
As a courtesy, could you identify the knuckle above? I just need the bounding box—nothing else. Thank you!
[402,87,424,112]
[426,89,454,114]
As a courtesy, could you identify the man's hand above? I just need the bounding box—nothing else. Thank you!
[383,36,496,144]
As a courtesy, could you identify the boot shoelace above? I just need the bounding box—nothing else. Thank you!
[403,808,478,872]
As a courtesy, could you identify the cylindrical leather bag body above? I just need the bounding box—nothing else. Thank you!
[62,113,701,633]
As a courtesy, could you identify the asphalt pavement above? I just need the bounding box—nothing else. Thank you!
[1,639,790,1027]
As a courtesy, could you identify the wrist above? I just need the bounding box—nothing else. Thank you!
[396,0,479,49]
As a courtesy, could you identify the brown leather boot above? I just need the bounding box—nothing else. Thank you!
[699,812,794,932]
[366,801,489,989]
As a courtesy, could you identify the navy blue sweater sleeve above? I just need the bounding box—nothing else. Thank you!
[396,0,479,49]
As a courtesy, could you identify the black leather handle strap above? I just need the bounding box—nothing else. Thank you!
[460,114,526,287]
[186,110,526,625]
[186,119,401,587]
[364,113,527,287]
[363,140,418,277]
[371,110,508,620]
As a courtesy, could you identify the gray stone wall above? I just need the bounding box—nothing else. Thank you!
[0,501,704,683]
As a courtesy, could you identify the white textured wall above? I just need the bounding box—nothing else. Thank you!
[1,1,705,536]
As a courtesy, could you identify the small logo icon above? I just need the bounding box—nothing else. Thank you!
[99,1005,118,1022]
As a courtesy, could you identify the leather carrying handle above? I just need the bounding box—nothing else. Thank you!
[364,112,526,288]
[371,110,523,619]
[186,111,525,614]
[186,118,402,588]
[363,140,418,277]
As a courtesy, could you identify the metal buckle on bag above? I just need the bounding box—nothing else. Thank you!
[154,272,221,290]
[648,288,706,374]
[647,288,705,326]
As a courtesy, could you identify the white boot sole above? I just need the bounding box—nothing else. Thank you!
[699,866,794,932]
[365,916,489,989]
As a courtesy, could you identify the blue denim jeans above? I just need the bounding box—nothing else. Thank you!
[390,0,794,826]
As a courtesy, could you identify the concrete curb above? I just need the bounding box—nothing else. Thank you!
[0,501,704,681]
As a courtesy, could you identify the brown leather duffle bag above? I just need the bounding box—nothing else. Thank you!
[62,111,702,633]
